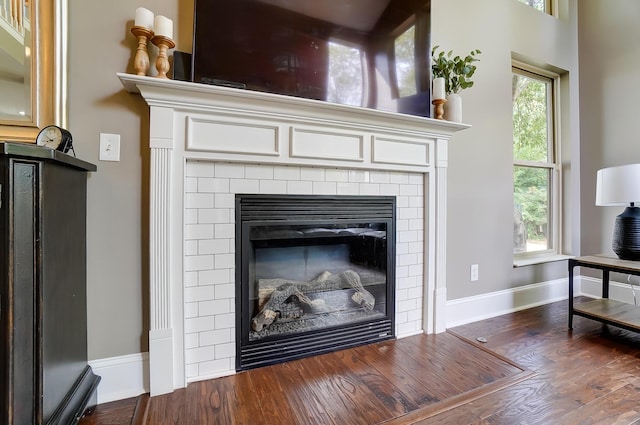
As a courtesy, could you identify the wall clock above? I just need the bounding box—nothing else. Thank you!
[36,125,74,154]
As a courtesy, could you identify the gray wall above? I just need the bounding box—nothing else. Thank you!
[68,0,628,361]
[578,1,640,257]
[433,0,579,300]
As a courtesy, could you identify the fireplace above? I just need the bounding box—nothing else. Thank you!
[118,72,468,395]
[236,195,395,369]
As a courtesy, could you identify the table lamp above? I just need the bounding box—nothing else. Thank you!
[596,163,640,260]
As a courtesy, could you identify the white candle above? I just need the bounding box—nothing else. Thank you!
[134,7,154,30]
[154,15,173,39]
[433,77,446,100]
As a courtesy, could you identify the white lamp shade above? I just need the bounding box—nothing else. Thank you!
[596,163,640,206]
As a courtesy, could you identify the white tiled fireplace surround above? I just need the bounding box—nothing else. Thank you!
[119,73,468,396]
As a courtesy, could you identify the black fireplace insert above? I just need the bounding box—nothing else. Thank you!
[235,194,396,370]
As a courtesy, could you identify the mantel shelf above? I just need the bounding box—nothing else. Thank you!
[117,73,471,139]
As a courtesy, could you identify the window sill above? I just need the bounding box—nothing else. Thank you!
[513,253,574,268]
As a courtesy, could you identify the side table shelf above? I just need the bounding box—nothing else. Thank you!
[569,255,640,333]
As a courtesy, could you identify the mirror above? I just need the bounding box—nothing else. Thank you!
[0,0,65,142]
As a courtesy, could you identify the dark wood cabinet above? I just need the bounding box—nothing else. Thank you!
[0,143,99,425]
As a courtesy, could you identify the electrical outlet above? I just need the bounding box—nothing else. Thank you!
[99,133,121,161]
[470,264,479,282]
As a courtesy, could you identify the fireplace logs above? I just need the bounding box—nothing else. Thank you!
[251,270,375,332]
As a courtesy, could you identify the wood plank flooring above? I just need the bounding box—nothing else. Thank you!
[79,298,640,424]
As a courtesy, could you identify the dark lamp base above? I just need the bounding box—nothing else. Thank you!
[613,206,640,261]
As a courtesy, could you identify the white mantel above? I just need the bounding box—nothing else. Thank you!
[118,73,469,396]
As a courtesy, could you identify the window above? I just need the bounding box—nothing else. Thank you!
[512,66,559,257]
[516,0,550,13]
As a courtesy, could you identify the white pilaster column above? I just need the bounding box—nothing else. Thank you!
[433,137,448,333]
[148,106,176,396]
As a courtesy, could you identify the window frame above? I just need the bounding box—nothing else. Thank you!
[512,63,563,264]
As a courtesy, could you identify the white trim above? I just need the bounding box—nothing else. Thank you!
[446,277,570,328]
[89,353,149,404]
[445,274,640,328]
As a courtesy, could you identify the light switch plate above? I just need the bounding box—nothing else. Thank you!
[100,133,120,161]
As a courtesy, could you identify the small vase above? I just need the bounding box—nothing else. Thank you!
[444,93,462,122]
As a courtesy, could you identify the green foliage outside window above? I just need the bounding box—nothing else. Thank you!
[513,72,551,250]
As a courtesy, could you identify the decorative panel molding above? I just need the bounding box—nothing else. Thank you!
[186,116,281,156]
[372,136,431,167]
[290,127,364,162]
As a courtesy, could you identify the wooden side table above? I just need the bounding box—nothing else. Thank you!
[569,255,640,332]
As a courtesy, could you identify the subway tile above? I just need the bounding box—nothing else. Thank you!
[260,180,287,194]
[198,178,230,194]
[214,253,235,269]
[199,299,230,316]
[348,170,370,183]
[325,169,349,182]
[184,333,199,349]
[301,168,325,181]
[199,269,231,286]
[184,302,199,319]
[230,179,260,194]
[186,161,215,177]
[184,271,199,288]
[214,342,236,359]
[185,346,214,364]
[274,166,301,180]
[214,193,235,208]
[215,223,235,239]
[336,182,359,195]
[215,163,245,178]
[184,316,215,333]
[312,181,337,195]
[184,285,216,303]
[245,164,274,180]
[215,283,236,300]
[185,193,214,209]
[214,312,235,329]
[198,358,233,376]
[199,208,230,224]
[286,181,313,194]
[358,183,381,196]
[185,177,198,192]
[199,329,231,346]
[199,238,229,255]
[370,171,391,183]
[184,255,214,272]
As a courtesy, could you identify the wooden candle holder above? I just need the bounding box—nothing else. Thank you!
[432,99,447,120]
[151,35,176,79]
[130,25,154,76]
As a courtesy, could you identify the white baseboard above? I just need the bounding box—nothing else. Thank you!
[446,277,571,328]
[89,352,149,404]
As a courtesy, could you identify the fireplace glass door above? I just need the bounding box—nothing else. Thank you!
[236,195,396,370]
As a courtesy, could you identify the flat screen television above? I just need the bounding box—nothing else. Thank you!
[191,0,432,118]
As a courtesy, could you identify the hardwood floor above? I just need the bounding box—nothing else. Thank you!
[79,298,640,424]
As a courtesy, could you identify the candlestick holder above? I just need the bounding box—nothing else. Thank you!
[130,25,154,76]
[432,99,447,120]
[151,35,176,79]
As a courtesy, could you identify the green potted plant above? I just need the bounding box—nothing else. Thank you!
[431,45,481,121]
